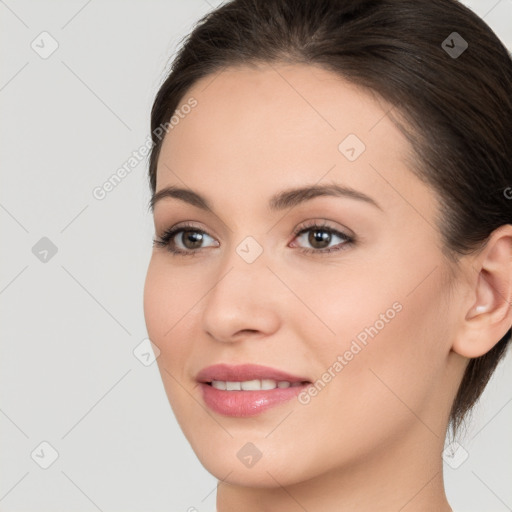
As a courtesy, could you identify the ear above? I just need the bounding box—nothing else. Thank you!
[452,224,512,359]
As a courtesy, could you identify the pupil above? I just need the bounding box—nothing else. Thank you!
[183,230,203,249]
[309,229,330,249]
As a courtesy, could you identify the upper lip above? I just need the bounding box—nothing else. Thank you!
[196,363,310,383]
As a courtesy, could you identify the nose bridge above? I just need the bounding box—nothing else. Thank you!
[209,232,270,308]
[200,232,281,341]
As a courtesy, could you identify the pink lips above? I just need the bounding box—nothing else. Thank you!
[196,363,311,417]
[196,363,309,383]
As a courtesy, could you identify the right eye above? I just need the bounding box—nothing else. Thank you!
[153,222,219,256]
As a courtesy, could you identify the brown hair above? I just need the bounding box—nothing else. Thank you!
[147,0,512,438]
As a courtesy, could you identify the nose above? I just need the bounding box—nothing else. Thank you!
[200,242,282,344]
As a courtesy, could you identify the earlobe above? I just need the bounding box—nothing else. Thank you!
[452,225,512,359]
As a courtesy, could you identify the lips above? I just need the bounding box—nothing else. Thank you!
[195,363,312,417]
[196,363,310,384]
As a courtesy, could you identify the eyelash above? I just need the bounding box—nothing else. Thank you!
[152,220,355,257]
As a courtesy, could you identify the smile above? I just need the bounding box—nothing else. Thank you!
[209,379,306,390]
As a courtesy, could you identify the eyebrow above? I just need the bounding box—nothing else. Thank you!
[149,183,383,213]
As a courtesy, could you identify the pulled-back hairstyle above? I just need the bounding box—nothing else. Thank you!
[147,0,512,438]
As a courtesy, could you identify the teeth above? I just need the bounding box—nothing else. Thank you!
[261,379,276,390]
[241,379,261,391]
[210,379,303,391]
[212,380,227,390]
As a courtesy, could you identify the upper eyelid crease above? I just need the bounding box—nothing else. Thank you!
[149,183,383,213]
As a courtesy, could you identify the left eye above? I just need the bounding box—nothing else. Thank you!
[291,224,354,254]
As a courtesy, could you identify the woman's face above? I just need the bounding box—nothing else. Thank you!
[144,63,466,487]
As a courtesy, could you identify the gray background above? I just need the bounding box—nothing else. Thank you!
[1,1,511,511]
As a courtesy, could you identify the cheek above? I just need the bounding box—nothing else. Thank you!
[143,258,168,338]
[143,258,202,423]
[143,257,198,391]
[143,257,198,339]
[282,256,405,370]
[303,258,451,438]
[291,237,448,387]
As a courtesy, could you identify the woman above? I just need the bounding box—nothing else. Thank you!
[143,0,512,510]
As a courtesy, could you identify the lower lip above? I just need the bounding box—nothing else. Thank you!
[199,382,309,417]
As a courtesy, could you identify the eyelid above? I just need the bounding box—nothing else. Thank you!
[160,221,218,246]
[157,220,216,240]
[292,218,354,238]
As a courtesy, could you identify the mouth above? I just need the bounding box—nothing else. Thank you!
[196,362,311,384]
[204,379,310,390]
[196,363,312,417]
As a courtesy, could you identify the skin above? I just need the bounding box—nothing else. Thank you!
[143,62,512,511]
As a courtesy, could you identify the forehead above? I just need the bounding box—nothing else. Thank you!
[159,62,395,162]
[155,62,434,221]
